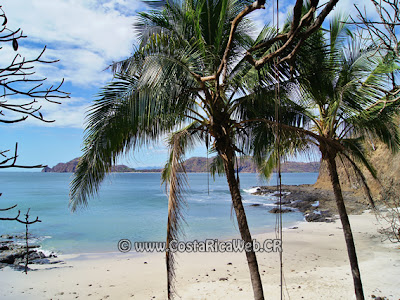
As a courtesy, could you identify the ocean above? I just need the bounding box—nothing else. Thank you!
[0,172,318,254]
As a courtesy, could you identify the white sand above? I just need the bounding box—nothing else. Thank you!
[1,211,399,300]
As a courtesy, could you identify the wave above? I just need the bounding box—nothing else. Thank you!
[312,200,319,207]
[243,187,260,194]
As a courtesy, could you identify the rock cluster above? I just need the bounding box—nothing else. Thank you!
[251,185,338,222]
[0,234,61,270]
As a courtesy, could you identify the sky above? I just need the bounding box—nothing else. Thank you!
[0,0,379,171]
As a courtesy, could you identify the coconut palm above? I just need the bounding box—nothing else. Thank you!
[68,1,288,299]
[249,17,400,300]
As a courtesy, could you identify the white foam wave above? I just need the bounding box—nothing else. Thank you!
[243,187,260,194]
[38,248,58,257]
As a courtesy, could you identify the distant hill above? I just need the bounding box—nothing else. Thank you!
[43,157,320,173]
[42,158,135,173]
[180,157,320,173]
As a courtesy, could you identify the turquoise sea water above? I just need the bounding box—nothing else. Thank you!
[0,172,318,254]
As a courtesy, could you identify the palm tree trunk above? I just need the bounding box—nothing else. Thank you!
[221,147,264,300]
[326,155,365,300]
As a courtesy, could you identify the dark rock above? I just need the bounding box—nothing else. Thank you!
[27,252,41,261]
[0,249,26,264]
[305,211,333,222]
[274,193,286,197]
[0,240,13,244]
[274,200,291,205]
[252,183,369,217]
[28,244,40,249]
[0,262,31,271]
[289,200,312,213]
[269,208,293,214]
[0,253,17,264]
[14,233,33,239]
[29,258,62,265]
[0,241,12,251]
[1,234,13,239]
[250,204,262,207]
[0,236,62,268]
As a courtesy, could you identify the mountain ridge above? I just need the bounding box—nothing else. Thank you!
[42,157,320,173]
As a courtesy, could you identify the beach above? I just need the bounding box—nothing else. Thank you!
[1,210,399,299]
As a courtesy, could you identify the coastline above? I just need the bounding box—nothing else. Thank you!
[1,211,399,299]
[252,184,370,219]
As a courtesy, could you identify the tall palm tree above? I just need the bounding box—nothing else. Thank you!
[69,1,285,299]
[249,17,400,300]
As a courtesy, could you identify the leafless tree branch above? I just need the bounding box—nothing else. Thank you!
[0,209,41,224]
[0,143,46,169]
[0,5,69,123]
[197,0,340,87]
[0,194,41,224]
[245,0,340,70]
[349,0,399,58]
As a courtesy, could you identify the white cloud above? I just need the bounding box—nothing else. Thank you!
[35,97,90,128]
[1,0,392,131]
[1,96,89,129]
[2,0,142,86]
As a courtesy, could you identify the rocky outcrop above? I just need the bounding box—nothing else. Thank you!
[0,234,61,270]
[252,184,369,222]
[42,158,80,173]
[314,141,400,205]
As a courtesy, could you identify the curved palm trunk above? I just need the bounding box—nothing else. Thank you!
[220,147,264,300]
[326,155,365,300]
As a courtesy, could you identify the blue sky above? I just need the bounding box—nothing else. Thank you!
[0,0,378,170]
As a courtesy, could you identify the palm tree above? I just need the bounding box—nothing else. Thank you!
[250,17,400,300]
[69,1,282,299]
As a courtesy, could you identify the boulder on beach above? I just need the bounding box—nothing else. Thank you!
[269,207,294,214]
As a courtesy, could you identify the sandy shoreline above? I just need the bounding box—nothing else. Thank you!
[1,211,399,300]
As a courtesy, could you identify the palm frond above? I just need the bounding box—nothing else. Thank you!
[209,154,225,178]
[162,128,191,300]
[341,138,377,179]
[69,69,190,211]
[340,152,376,208]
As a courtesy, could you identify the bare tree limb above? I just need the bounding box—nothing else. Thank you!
[215,0,266,84]
[0,6,69,123]
[0,203,18,211]
[0,209,41,224]
[0,194,41,224]
[0,143,46,169]
[349,0,400,58]
[244,0,340,70]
